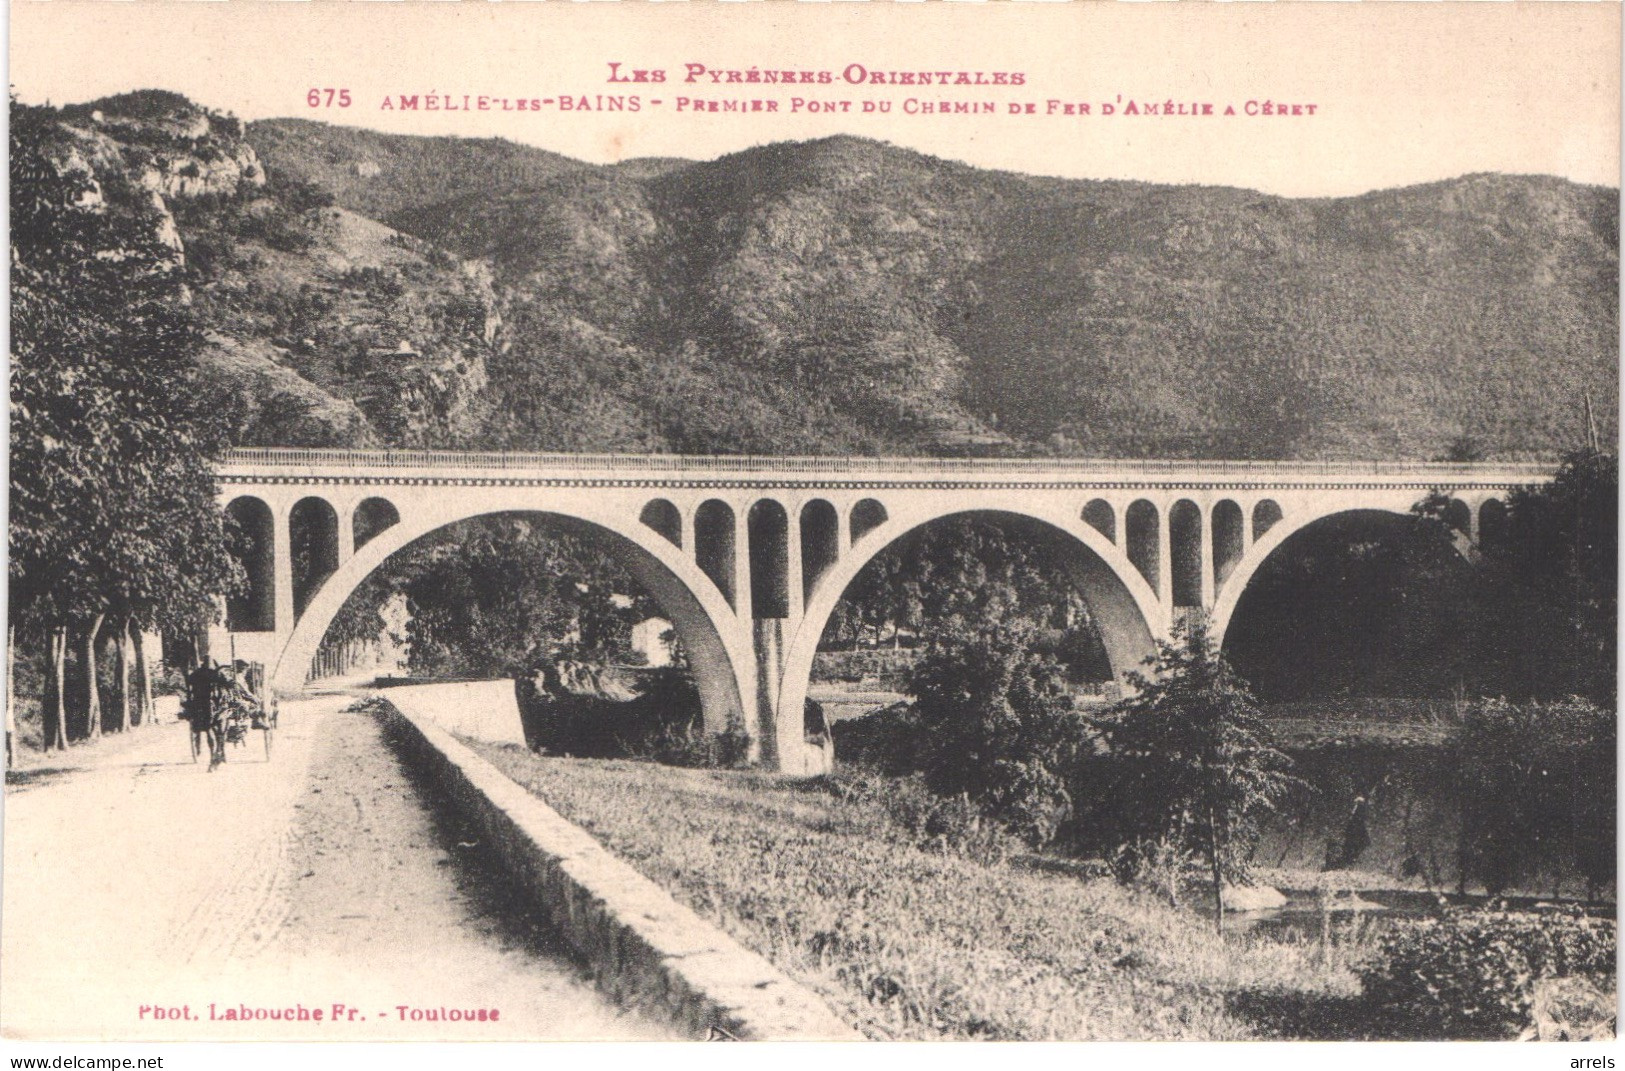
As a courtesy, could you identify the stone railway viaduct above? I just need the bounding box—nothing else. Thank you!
[214,449,1551,775]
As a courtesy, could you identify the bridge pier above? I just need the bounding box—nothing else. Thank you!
[336,504,356,566]
[272,504,296,642]
[1155,505,1173,608]
[1199,503,1216,610]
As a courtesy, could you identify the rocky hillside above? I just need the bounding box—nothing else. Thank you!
[28,94,1618,459]
[32,93,502,449]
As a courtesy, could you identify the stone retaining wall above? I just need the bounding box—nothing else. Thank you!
[375,698,861,1041]
[379,678,526,746]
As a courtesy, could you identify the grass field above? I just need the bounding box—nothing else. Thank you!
[465,743,1371,1040]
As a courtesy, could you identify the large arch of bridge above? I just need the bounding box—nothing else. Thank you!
[774,501,1161,769]
[1210,494,1476,650]
[271,500,752,736]
[1216,506,1481,701]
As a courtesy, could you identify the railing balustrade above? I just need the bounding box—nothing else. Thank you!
[222,447,1555,482]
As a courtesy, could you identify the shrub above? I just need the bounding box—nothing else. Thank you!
[1357,906,1615,1039]
[907,624,1092,847]
[1082,617,1300,924]
[271,171,337,213]
[639,719,753,769]
[338,265,405,299]
[1109,835,1206,910]
[76,89,201,123]
[812,649,920,687]
[518,664,753,768]
[1571,714,1617,901]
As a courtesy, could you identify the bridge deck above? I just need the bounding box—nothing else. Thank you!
[219,448,1553,489]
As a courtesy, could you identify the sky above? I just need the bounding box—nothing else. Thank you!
[8,3,1621,198]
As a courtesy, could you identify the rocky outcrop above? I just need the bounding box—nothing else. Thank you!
[131,140,265,201]
[64,91,267,202]
[1220,884,1289,912]
[34,92,501,450]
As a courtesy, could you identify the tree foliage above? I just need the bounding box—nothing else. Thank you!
[327,514,651,680]
[906,623,1092,846]
[1450,697,1615,898]
[1084,617,1300,911]
[1358,907,1615,1039]
[1466,449,1617,706]
[823,516,1110,681]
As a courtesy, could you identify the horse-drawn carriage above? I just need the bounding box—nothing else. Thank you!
[184,660,276,768]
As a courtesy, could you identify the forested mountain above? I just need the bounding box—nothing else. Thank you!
[245,118,589,222]
[31,92,1619,460]
[249,119,1624,459]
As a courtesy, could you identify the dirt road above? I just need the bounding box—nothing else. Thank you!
[1,692,676,1041]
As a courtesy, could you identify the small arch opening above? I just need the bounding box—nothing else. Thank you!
[800,499,840,603]
[851,499,888,544]
[749,500,790,620]
[353,497,400,551]
[694,500,736,609]
[225,496,275,632]
[1126,500,1160,591]
[1444,498,1472,537]
[640,499,683,548]
[1212,499,1245,588]
[1478,497,1508,551]
[1253,499,1283,539]
[290,497,340,618]
[1083,499,1116,544]
[1170,500,1202,608]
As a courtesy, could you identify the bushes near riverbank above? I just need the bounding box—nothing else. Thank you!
[1360,907,1613,1039]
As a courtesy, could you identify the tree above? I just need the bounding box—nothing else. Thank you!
[906,622,1092,846]
[823,516,1111,680]
[10,98,241,748]
[1086,616,1299,929]
[336,514,650,680]
[1406,452,1616,706]
[1451,697,1614,898]
[1470,449,1616,706]
[1570,704,1617,901]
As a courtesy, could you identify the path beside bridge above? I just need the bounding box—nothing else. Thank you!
[1,691,675,1041]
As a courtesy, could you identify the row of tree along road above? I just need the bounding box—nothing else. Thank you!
[9,100,241,762]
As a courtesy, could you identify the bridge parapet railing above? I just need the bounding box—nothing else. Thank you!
[220,448,1556,482]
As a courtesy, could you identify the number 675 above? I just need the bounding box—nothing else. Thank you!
[307,89,352,108]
